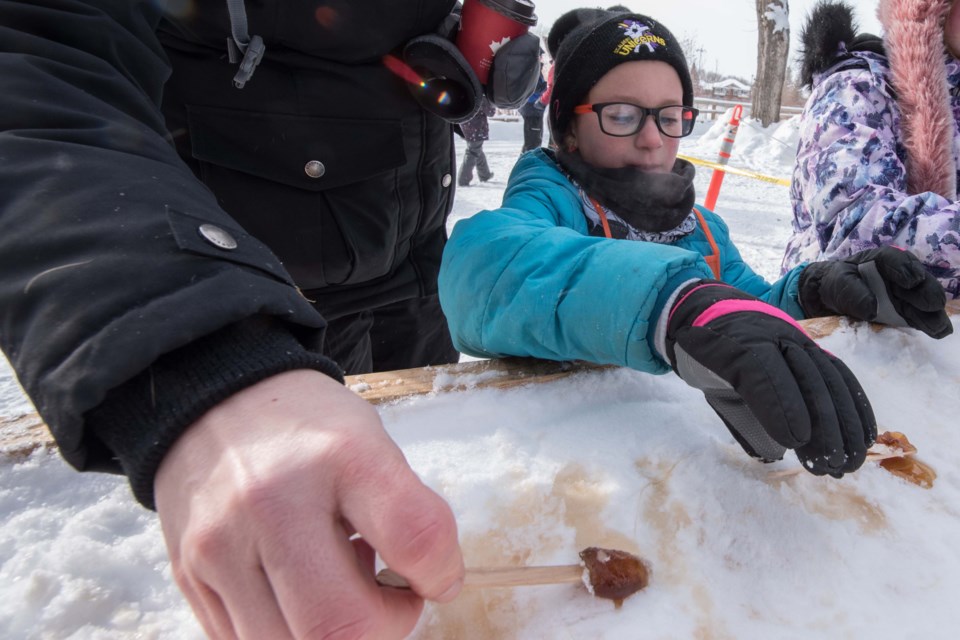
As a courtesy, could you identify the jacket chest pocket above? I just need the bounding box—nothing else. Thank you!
[186,105,407,289]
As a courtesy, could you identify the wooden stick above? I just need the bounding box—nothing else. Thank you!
[376,564,584,590]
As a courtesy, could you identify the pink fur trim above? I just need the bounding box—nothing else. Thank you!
[877,0,956,199]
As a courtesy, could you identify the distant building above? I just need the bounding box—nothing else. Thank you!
[702,78,752,100]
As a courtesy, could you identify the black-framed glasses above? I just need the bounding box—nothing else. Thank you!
[573,102,699,138]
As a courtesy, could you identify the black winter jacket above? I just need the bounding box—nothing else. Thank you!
[0,0,457,507]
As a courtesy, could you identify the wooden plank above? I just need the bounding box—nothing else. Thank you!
[4,303,958,458]
[0,413,53,461]
[346,357,610,405]
[0,358,611,459]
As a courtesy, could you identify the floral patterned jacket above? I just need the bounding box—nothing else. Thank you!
[782,49,960,298]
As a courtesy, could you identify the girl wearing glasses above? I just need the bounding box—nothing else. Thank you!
[439,8,949,478]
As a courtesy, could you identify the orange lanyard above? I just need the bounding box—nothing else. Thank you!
[588,196,614,239]
[693,208,722,279]
[588,197,721,280]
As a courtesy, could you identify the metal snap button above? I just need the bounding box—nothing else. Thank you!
[198,223,238,250]
[442,173,452,188]
[305,160,326,178]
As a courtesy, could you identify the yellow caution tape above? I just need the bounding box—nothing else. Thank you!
[678,154,792,187]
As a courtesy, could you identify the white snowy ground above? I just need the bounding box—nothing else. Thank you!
[3,112,960,639]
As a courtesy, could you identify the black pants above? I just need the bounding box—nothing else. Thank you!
[323,293,459,375]
[521,113,544,153]
[458,140,492,185]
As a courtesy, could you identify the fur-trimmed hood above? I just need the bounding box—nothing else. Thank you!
[798,0,955,199]
[798,2,866,87]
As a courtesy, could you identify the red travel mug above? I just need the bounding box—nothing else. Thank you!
[456,0,537,85]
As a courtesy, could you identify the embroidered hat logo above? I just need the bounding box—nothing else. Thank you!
[614,20,667,56]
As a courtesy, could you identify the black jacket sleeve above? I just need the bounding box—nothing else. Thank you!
[0,1,335,502]
[86,316,344,509]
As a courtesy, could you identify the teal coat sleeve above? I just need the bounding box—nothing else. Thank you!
[441,151,713,373]
[439,150,807,374]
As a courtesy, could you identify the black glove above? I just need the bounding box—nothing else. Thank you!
[486,32,542,108]
[398,9,539,121]
[401,34,483,123]
[664,281,877,477]
[799,247,952,339]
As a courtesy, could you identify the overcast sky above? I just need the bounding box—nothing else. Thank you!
[532,0,883,80]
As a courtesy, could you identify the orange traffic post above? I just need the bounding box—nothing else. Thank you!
[702,104,743,211]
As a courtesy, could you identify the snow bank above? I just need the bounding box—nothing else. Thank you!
[686,107,801,176]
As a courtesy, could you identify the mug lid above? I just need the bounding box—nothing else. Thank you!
[478,0,538,26]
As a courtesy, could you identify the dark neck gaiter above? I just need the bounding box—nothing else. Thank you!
[557,151,697,233]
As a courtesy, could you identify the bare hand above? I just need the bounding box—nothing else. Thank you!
[154,369,464,639]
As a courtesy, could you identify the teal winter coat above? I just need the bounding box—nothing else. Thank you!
[439,149,807,374]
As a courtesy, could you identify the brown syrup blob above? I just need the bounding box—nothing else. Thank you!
[579,546,650,606]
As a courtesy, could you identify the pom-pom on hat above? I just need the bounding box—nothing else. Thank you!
[548,9,694,141]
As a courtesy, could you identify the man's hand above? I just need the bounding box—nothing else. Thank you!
[155,370,464,639]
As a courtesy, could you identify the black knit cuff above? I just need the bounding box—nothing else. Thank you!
[85,316,344,510]
[798,262,832,318]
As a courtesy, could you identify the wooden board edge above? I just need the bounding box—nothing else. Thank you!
[4,306,959,457]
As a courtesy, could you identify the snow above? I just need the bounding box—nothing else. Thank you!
[4,112,960,639]
[764,1,790,36]
[0,361,33,419]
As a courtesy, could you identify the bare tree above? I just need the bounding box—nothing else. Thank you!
[780,65,806,108]
[700,69,727,85]
[752,0,790,126]
[678,32,705,95]
[690,63,702,96]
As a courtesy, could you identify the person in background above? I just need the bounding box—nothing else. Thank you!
[440,8,952,485]
[458,95,498,186]
[783,0,960,299]
[0,1,540,638]
[540,62,556,147]
[520,51,549,153]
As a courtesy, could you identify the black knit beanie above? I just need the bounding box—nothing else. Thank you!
[548,9,694,141]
